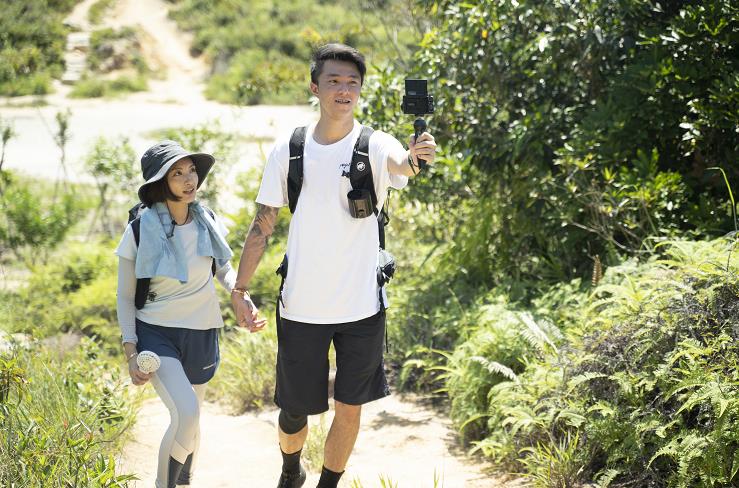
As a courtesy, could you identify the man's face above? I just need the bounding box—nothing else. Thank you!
[310,59,362,117]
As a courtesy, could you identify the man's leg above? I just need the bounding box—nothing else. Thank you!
[279,422,309,453]
[274,318,334,487]
[323,401,361,471]
[320,312,389,487]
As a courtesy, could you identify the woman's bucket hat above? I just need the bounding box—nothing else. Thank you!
[137,140,215,202]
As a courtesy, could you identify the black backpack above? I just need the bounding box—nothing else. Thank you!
[127,203,216,310]
[285,125,389,247]
[276,125,395,310]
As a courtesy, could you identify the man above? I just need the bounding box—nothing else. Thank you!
[231,43,436,488]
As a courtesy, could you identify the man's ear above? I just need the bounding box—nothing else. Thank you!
[310,82,319,97]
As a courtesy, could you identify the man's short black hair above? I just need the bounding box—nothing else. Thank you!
[140,178,180,207]
[310,43,366,85]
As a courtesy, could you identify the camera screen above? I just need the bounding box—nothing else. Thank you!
[405,79,428,97]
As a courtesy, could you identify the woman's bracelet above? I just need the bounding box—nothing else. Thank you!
[231,287,251,299]
[126,351,138,362]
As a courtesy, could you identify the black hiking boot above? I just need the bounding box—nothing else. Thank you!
[277,464,306,488]
[176,453,193,485]
[167,456,185,488]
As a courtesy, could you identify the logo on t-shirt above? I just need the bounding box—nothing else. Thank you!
[340,162,350,178]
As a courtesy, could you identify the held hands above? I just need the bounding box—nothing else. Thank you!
[231,290,267,333]
[408,132,437,169]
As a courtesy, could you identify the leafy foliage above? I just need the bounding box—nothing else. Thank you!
[0,172,89,263]
[0,0,80,96]
[0,339,137,487]
[168,0,421,104]
[471,240,739,487]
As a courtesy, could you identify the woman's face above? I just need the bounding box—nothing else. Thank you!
[166,157,199,203]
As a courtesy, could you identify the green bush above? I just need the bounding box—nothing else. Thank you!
[87,0,116,25]
[0,172,89,263]
[169,0,420,104]
[68,75,148,98]
[4,240,119,349]
[0,0,79,96]
[472,239,739,486]
[206,325,278,413]
[0,338,137,487]
[362,0,738,293]
[87,27,150,76]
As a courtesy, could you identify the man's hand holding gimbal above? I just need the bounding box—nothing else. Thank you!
[409,131,437,168]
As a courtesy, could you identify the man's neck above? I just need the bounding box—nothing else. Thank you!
[313,115,354,145]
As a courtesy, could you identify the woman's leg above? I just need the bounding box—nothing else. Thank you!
[150,357,201,488]
[177,383,207,485]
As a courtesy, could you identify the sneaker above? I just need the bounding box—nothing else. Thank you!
[277,465,306,488]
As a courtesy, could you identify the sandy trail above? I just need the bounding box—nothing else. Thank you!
[118,394,518,488]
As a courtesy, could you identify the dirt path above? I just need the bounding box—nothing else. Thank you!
[118,394,520,488]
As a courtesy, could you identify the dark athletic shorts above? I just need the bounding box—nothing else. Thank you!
[274,311,390,415]
[135,319,220,385]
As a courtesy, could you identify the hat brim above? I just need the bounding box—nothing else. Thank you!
[137,152,215,202]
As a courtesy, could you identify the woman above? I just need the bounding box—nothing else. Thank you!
[116,140,242,487]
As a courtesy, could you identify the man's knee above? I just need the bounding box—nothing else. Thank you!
[279,409,308,435]
[334,401,361,422]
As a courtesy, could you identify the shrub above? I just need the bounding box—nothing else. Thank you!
[0,172,89,263]
[0,338,137,487]
[472,239,739,486]
[169,0,420,104]
[68,75,148,98]
[0,0,78,96]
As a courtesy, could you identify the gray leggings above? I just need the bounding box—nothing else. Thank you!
[151,356,207,488]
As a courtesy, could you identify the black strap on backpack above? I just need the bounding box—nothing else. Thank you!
[130,205,217,310]
[287,126,307,214]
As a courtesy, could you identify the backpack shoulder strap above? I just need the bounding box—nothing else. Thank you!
[349,125,377,212]
[349,126,387,249]
[129,217,150,309]
[287,126,307,214]
[202,205,217,276]
[131,216,141,247]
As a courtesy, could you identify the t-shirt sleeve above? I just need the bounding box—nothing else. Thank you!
[114,224,137,261]
[255,138,289,208]
[370,131,409,195]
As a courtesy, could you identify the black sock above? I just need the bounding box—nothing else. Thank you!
[281,447,302,474]
[316,466,344,488]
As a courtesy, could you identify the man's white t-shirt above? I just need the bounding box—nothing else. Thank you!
[116,218,228,331]
[256,120,408,324]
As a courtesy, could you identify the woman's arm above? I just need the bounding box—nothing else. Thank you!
[117,256,138,344]
[117,256,152,385]
[215,261,237,292]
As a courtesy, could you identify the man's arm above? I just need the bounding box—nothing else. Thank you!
[388,132,437,177]
[231,203,279,331]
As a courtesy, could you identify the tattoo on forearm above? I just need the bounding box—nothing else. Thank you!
[236,204,279,287]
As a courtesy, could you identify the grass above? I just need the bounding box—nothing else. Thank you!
[302,413,329,472]
[88,0,116,25]
[205,325,278,413]
[68,75,147,98]
[0,338,140,487]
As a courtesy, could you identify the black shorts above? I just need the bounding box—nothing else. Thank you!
[135,319,220,385]
[274,311,390,415]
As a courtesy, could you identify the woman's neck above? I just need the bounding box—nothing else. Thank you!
[166,200,190,225]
